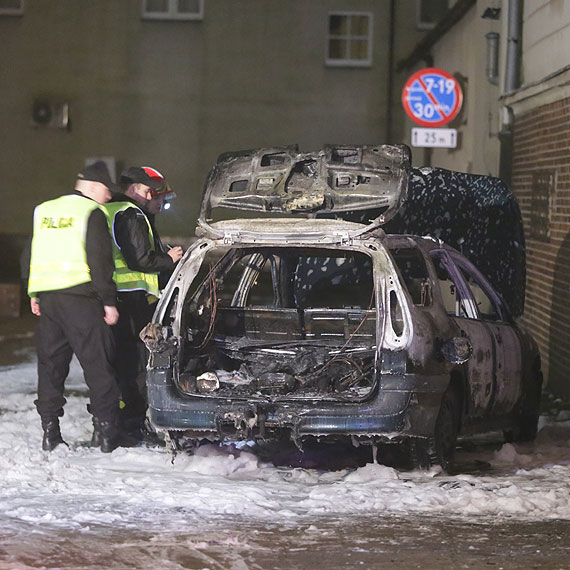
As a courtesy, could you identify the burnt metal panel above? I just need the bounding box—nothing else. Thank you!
[198,144,410,227]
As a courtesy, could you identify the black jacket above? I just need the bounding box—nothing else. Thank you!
[111,197,174,288]
[21,191,117,306]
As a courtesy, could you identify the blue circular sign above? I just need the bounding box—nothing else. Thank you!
[402,68,463,127]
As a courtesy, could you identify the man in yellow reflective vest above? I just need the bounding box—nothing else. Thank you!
[103,166,183,440]
[26,162,135,453]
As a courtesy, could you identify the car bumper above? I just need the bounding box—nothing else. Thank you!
[147,368,448,441]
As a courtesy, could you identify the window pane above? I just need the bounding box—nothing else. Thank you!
[329,39,348,60]
[329,14,349,36]
[458,267,500,321]
[246,257,276,307]
[431,254,469,318]
[0,0,23,13]
[350,14,369,36]
[178,0,200,14]
[390,290,404,336]
[327,12,371,65]
[145,0,168,12]
[349,39,368,60]
[0,0,21,8]
[294,250,373,310]
[389,247,431,306]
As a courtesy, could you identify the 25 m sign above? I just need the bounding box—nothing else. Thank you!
[401,68,463,127]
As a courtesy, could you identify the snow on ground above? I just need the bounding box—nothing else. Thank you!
[1,356,570,537]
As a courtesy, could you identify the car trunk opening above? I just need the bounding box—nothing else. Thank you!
[176,246,379,401]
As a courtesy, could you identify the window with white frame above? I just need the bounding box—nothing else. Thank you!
[417,0,455,30]
[326,12,372,67]
[0,0,24,16]
[142,0,203,21]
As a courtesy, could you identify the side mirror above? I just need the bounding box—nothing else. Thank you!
[442,336,472,364]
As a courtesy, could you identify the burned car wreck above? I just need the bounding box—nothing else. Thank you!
[143,144,542,470]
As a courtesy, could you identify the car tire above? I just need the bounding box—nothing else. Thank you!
[511,360,543,442]
[433,387,461,470]
[409,386,461,472]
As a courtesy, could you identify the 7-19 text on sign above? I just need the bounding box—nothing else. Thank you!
[412,127,457,148]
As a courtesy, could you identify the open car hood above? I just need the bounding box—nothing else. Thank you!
[197,144,411,240]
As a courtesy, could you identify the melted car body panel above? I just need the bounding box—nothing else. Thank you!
[197,144,411,239]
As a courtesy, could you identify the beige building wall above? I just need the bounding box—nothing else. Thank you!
[0,0,423,243]
[522,0,570,84]
[1,0,204,238]
[398,1,501,176]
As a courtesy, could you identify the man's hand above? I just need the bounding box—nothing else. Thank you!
[167,246,183,263]
[104,305,119,326]
[30,297,41,316]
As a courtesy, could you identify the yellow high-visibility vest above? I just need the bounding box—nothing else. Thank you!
[28,195,100,297]
[102,202,159,297]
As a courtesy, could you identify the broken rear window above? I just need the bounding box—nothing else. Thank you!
[388,246,431,306]
[177,247,378,401]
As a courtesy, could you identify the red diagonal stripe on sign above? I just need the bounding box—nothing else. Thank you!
[418,76,450,119]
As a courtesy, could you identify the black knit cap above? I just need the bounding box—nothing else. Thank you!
[77,161,114,188]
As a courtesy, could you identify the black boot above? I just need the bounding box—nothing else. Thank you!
[92,418,118,453]
[93,418,138,453]
[41,418,67,451]
[122,415,146,443]
[90,417,102,448]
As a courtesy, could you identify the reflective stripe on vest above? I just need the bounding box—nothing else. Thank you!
[102,202,159,296]
[28,195,100,297]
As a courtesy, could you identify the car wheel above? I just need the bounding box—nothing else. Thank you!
[408,386,461,472]
[512,360,543,442]
[433,387,461,470]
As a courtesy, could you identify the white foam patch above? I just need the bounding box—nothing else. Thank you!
[2,358,570,534]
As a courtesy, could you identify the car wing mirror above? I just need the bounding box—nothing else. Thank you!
[441,336,472,364]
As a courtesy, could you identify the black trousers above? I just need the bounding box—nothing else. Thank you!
[35,293,120,422]
[112,291,156,423]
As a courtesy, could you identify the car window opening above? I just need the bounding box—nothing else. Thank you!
[430,252,471,318]
[177,247,378,400]
[456,264,503,322]
[389,290,404,337]
[388,246,432,307]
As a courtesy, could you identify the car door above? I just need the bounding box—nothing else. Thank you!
[449,253,522,414]
[429,250,496,416]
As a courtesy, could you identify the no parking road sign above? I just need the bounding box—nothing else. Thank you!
[402,68,463,127]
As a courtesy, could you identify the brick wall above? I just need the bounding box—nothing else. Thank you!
[512,97,570,397]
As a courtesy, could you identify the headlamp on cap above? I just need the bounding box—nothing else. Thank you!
[149,181,175,212]
[150,181,176,200]
[121,166,167,191]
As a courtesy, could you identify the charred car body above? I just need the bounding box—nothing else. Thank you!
[144,145,542,469]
